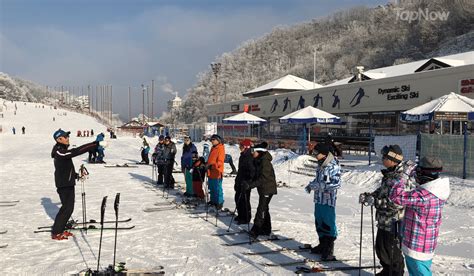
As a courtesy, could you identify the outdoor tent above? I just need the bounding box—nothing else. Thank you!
[279,106,340,142]
[222,112,267,125]
[222,112,266,138]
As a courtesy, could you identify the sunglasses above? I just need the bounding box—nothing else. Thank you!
[211,138,217,141]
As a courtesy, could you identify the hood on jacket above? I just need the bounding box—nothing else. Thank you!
[421,177,450,201]
[258,151,273,162]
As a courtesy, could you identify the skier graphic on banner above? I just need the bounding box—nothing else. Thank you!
[297,96,305,110]
[350,87,369,107]
[313,93,323,108]
[270,99,279,113]
[283,97,291,112]
[332,90,341,109]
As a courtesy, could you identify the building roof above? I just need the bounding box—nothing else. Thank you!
[243,74,322,96]
[327,51,474,87]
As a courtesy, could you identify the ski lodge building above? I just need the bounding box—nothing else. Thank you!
[206,51,474,142]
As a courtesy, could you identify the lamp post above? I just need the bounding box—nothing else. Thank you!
[210,62,221,103]
[141,84,146,124]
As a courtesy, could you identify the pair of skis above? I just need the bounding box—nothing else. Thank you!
[222,235,293,246]
[295,265,381,274]
[0,200,19,207]
[34,218,134,232]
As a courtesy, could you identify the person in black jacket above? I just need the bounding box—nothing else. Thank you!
[163,136,177,189]
[241,142,277,239]
[234,139,255,224]
[50,129,99,240]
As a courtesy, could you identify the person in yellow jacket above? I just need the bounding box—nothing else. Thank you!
[206,134,225,210]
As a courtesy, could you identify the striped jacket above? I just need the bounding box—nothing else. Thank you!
[306,153,341,207]
[372,160,416,231]
[389,177,450,260]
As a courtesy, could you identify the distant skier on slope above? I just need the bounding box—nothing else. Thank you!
[50,129,103,240]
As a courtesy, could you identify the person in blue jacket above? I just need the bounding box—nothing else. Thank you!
[95,133,106,163]
[140,138,151,164]
[181,136,197,197]
[305,143,342,261]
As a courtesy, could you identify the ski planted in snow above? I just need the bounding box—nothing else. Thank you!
[295,265,381,274]
[34,225,135,233]
[223,236,292,246]
[36,218,132,229]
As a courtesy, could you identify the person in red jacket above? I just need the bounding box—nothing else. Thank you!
[206,134,225,210]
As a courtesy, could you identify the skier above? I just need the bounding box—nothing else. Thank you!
[241,142,277,238]
[140,138,150,164]
[190,151,206,199]
[305,143,341,261]
[95,133,106,163]
[163,136,177,189]
[389,157,449,276]
[202,138,211,162]
[21,126,25,134]
[364,145,416,276]
[12,127,15,135]
[50,129,101,240]
[181,136,197,197]
[90,129,94,136]
[206,134,225,210]
[224,154,237,175]
[152,135,166,185]
[234,139,255,224]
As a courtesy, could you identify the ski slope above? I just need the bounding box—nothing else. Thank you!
[0,100,473,275]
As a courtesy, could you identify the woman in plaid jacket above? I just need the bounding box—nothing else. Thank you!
[389,157,450,276]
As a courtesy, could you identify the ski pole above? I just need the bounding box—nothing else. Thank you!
[97,196,107,273]
[205,176,209,222]
[245,192,251,245]
[359,203,363,276]
[227,190,243,232]
[371,205,376,276]
[112,193,120,271]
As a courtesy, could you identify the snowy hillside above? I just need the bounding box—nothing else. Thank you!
[0,100,473,275]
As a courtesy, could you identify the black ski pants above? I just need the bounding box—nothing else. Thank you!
[156,164,165,184]
[52,186,75,235]
[375,228,405,276]
[234,189,251,223]
[164,161,175,188]
[251,194,273,235]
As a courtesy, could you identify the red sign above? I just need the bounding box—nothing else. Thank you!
[243,104,249,112]
[460,78,474,94]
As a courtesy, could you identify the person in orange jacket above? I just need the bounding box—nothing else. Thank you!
[206,134,225,210]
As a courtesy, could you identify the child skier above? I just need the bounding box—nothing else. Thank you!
[305,143,341,261]
[368,145,416,276]
[191,151,206,200]
[389,157,450,276]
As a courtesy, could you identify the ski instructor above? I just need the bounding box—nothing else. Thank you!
[50,129,103,240]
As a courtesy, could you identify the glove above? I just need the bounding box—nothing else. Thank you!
[206,164,213,170]
[99,141,108,148]
[241,181,250,192]
[304,184,312,194]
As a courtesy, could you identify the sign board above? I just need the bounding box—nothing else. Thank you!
[459,78,474,94]
[434,111,468,121]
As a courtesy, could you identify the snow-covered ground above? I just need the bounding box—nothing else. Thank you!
[0,100,473,275]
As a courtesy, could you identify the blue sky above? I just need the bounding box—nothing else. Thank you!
[0,0,388,120]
